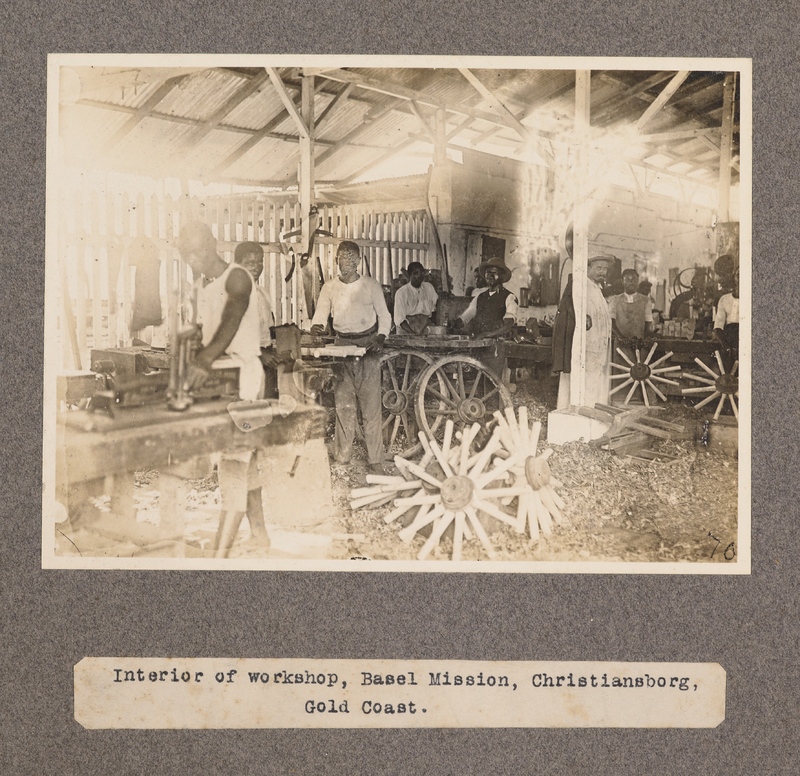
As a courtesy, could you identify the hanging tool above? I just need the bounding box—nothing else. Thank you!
[442,243,451,294]
[281,205,333,317]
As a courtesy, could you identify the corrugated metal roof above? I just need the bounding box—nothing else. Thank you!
[63,64,741,193]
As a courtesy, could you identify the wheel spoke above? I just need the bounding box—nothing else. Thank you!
[695,390,721,410]
[400,411,414,442]
[440,369,462,402]
[401,354,412,392]
[457,362,465,397]
[382,412,394,430]
[427,387,458,409]
[387,363,399,392]
[649,351,675,369]
[644,341,658,364]
[388,415,402,449]
[615,347,635,366]
[609,377,633,396]
[713,393,726,420]
[624,381,638,405]
[646,379,667,402]
[695,357,719,379]
[468,371,481,400]
[482,386,499,403]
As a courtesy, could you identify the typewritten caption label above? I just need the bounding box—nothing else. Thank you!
[74,658,725,729]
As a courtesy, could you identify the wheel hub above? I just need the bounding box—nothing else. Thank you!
[383,389,409,414]
[457,397,486,423]
[716,374,738,394]
[524,456,551,490]
[440,475,474,510]
[629,362,651,381]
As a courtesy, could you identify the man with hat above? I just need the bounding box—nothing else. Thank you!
[554,254,614,409]
[454,256,518,339]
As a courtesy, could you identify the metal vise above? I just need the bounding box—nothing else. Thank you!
[167,324,202,411]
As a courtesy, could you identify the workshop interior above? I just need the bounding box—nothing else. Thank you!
[46,61,745,564]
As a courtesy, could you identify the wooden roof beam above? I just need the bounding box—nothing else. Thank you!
[315,83,353,130]
[593,71,676,123]
[316,68,555,141]
[638,126,719,143]
[103,75,187,150]
[457,68,554,166]
[409,100,436,142]
[180,70,270,151]
[266,67,309,139]
[635,71,691,132]
[338,136,418,186]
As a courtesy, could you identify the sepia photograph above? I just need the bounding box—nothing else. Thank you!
[43,55,751,571]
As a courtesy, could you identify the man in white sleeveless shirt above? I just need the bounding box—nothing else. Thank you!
[178,225,269,557]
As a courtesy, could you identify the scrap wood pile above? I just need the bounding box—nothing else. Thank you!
[579,403,689,462]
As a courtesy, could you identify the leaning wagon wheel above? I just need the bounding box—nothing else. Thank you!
[682,352,739,420]
[380,349,435,457]
[415,355,513,445]
[610,341,682,406]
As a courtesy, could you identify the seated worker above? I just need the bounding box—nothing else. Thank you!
[177,224,269,558]
[454,257,518,339]
[236,241,280,397]
[610,269,654,342]
[393,261,439,334]
[310,240,391,475]
[714,277,739,370]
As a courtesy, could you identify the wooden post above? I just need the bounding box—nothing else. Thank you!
[569,70,592,408]
[717,73,736,222]
[434,109,447,165]
[299,74,315,327]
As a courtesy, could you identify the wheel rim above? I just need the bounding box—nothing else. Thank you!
[415,355,513,444]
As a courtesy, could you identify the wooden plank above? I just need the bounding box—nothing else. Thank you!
[88,191,104,349]
[635,71,691,132]
[62,401,326,480]
[135,192,146,238]
[717,73,736,221]
[105,193,119,348]
[266,67,309,139]
[569,70,591,407]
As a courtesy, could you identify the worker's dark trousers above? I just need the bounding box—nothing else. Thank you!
[333,351,384,465]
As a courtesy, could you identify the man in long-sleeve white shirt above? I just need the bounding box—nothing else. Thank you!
[393,262,439,334]
[311,241,391,473]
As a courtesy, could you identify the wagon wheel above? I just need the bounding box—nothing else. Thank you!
[380,349,435,457]
[415,355,513,444]
[610,341,682,406]
[682,352,739,420]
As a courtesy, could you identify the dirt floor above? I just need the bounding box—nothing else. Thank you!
[324,386,739,565]
[56,380,739,565]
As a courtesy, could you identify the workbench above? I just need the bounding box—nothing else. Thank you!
[56,398,329,554]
